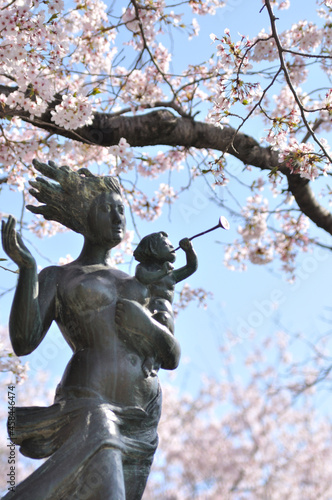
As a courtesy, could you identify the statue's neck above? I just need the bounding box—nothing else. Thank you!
[75,238,112,266]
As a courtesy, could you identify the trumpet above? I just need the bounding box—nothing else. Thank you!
[174,216,230,251]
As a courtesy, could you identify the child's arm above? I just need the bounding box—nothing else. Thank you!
[172,238,198,283]
[135,262,173,284]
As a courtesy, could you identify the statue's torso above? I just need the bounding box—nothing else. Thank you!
[51,263,159,408]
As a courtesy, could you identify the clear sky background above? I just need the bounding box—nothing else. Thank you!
[1,0,332,415]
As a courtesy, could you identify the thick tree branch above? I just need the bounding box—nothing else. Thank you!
[286,173,332,232]
[1,82,332,236]
[49,110,332,235]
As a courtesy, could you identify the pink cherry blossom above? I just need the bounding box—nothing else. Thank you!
[0,0,331,280]
[50,94,94,130]
[0,326,27,384]
[144,332,332,499]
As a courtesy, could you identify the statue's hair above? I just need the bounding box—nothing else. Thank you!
[27,160,122,235]
[133,232,168,264]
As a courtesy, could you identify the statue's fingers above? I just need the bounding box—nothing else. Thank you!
[59,165,71,173]
[29,180,41,190]
[29,180,49,200]
[29,177,60,195]
[1,217,8,235]
[28,178,62,209]
[48,160,59,169]
[29,177,52,189]
[48,161,69,183]
[35,176,52,186]
[16,232,29,253]
[32,159,70,186]
[6,216,17,241]
[29,188,45,203]
[1,218,9,243]
[1,219,6,247]
[2,218,18,255]
[6,215,17,229]
[32,159,52,172]
[32,159,60,182]
[26,204,44,215]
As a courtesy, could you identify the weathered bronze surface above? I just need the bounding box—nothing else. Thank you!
[1,160,197,500]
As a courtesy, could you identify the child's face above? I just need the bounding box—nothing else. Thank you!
[156,234,176,263]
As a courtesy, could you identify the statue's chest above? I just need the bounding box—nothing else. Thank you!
[149,274,176,301]
[56,266,149,316]
[57,267,119,313]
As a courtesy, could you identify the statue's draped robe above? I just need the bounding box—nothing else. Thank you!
[6,385,161,500]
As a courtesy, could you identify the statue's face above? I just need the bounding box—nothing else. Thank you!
[156,233,176,263]
[88,192,126,247]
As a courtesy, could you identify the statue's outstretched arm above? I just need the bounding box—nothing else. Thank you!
[1,216,56,356]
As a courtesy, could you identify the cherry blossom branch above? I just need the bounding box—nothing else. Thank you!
[1,94,328,236]
[0,0,16,10]
[130,0,190,117]
[282,48,332,60]
[226,66,283,156]
[301,118,323,144]
[265,0,332,164]
[0,286,15,298]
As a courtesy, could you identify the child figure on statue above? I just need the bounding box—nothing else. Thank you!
[134,231,198,337]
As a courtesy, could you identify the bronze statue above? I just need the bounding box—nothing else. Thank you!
[1,160,198,500]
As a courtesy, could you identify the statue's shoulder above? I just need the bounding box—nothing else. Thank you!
[38,265,62,286]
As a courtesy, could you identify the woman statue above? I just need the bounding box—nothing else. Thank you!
[1,160,184,500]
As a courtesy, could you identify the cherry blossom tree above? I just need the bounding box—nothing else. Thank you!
[143,332,332,499]
[2,0,332,495]
[1,0,332,274]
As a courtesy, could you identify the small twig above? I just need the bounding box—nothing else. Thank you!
[301,118,323,144]
[228,66,283,157]
[18,189,25,235]
[0,285,15,298]
[118,177,141,241]
[0,265,18,274]
[282,47,332,60]
[1,0,17,10]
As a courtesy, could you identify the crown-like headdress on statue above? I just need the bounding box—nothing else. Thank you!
[27,159,122,235]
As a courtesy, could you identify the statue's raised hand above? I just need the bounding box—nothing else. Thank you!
[179,237,193,252]
[1,215,35,269]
